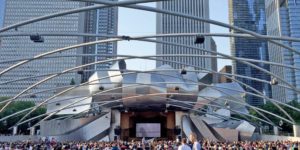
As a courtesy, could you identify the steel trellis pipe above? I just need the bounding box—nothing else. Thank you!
[0,0,299,91]
[20,94,272,129]
[19,87,277,128]
[0,70,284,126]
[3,68,278,127]
[0,0,299,46]
[1,54,298,126]
[0,67,292,125]
[1,53,300,72]
[1,32,300,42]
[2,58,296,123]
[0,76,288,131]
[69,0,300,57]
[1,56,297,124]
[0,36,299,71]
[16,72,293,127]
[0,0,296,126]
[0,1,299,81]
[0,34,299,98]
[0,0,162,33]
[0,36,298,100]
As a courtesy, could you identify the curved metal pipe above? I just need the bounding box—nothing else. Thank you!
[1,56,297,124]
[0,35,298,105]
[19,76,293,127]
[23,92,275,128]
[1,55,298,127]
[0,65,276,126]
[0,0,299,47]
[1,32,300,42]
[22,95,271,129]
[0,68,290,94]
[0,35,299,90]
[0,95,86,123]
[2,79,288,130]
[0,0,296,125]
[1,52,300,72]
[0,80,284,128]
[0,67,289,125]
[0,54,296,125]
[0,0,160,33]
[0,2,298,92]
[0,38,298,109]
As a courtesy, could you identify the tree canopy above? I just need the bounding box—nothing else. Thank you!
[0,97,46,134]
[249,100,300,132]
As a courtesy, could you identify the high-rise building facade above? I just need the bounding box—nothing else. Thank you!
[211,38,218,83]
[0,0,5,28]
[265,0,300,103]
[218,65,233,83]
[0,0,85,102]
[81,1,118,82]
[229,0,272,106]
[156,0,214,71]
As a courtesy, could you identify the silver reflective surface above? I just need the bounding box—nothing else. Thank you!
[47,62,247,114]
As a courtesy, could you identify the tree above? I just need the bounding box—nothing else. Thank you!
[249,100,300,133]
[0,97,46,134]
[70,78,76,85]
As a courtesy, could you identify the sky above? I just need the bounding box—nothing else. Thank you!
[118,0,231,71]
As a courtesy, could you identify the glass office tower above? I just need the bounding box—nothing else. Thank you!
[265,0,300,103]
[229,0,272,106]
[0,0,5,28]
[156,0,217,72]
[81,1,118,82]
[0,0,84,102]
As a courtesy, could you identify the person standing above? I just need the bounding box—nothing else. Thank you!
[178,138,191,150]
[189,133,201,150]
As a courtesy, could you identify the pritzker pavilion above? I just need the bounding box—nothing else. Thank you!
[1,0,300,143]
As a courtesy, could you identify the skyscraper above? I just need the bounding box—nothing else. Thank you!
[0,0,5,28]
[229,0,272,106]
[81,1,118,82]
[265,0,300,103]
[156,0,215,72]
[0,0,85,102]
[211,38,218,83]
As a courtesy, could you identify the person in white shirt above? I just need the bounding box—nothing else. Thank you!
[189,132,201,150]
[178,138,191,150]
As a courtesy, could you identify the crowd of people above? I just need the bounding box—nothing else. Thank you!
[0,133,299,150]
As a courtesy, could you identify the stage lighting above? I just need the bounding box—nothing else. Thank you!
[180,68,187,75]
[121,35,131,41]
[99,86,104,91]
[118,59,127,73]
[30,95,37,98]
[224,100,229,106]
[77,70,84,75]
[194,35,205,44]
[270,78,278,85]
[30,34,44,43]
[279,120,283,126]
